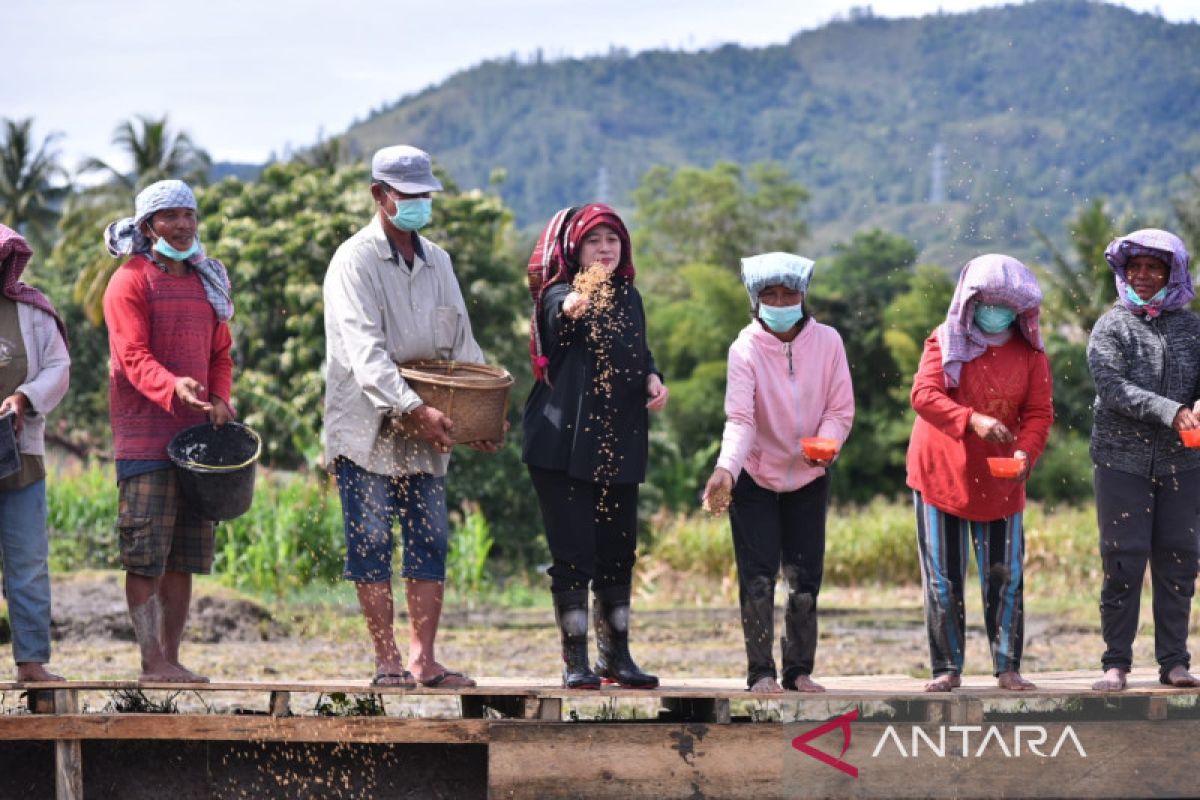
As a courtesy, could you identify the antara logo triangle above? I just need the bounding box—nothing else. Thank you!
[791,709,859,778]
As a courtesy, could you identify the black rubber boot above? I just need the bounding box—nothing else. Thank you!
[553,592,601,690]
[593,587,659,689]
[781,591,818,690]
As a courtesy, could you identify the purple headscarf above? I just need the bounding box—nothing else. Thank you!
[937,254,1044,388]
[1104,228,1193,319]
[0,224,68,348]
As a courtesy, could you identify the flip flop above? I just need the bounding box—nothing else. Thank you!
[372,671,416,688]
[419,670,476,688]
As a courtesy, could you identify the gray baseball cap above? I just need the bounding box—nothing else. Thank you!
[371,145,443,194]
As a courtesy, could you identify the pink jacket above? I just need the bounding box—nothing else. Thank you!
[716,319,855,493]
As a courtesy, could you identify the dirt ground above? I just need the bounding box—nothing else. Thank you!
[3,571,1181,692]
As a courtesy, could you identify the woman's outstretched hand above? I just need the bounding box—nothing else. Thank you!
[1173,406,1200,431]
[702,468,733,515]
[969,412,1014,443]
[646,374,669,411]
[562,291,590,320]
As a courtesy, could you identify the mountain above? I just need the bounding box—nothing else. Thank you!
[340,0,1200,263]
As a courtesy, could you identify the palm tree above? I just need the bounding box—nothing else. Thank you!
[78,115,211,194]
[0,118,69,254]
[56,115,212,324]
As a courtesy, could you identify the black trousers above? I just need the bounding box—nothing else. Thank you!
[730,471,830,688]
[528,466,639,599]
[1094,465,1200,678]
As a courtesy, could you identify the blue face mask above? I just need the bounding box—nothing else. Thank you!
[758,303,804,333]
[973,303,1017,334]
[388,197,433,232]
[1125,285,1168,307]
[152,236,200,262]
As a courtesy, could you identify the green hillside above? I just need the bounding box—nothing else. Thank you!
[343,0,1199,261]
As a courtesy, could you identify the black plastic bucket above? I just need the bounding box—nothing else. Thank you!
[166,422,262,521]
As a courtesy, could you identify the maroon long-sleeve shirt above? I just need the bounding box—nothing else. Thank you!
[103,255,233,460]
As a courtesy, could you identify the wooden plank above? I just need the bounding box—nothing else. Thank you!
[53,690,82,800]
[2,668,1195,701]
[0,714,488,744]
[488,720,1200,799]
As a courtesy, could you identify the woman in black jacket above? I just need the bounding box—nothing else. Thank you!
[523,203,668,689]
[1086,228,1200,691]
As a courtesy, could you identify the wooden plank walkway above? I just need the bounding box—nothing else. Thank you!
[3,669,1197,799]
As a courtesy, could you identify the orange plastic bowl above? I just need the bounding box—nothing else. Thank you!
[987,457,1023,479]
[1180,429,1200,448]
[801,437,839,461]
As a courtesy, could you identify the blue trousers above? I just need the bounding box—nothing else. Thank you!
[914,491,1025,677]
[0,480,51,664]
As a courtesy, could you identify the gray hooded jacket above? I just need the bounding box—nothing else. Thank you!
[1087,230,1200,478]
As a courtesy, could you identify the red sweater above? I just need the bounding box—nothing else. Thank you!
[906,332,1053,521]
[103,256,234,460]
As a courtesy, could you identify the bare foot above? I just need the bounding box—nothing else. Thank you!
[749,676,784,694]
[1164,665,1200,687]
[786,674,826,693]
[997,671,1036,691]
[140,661,208,683]
[15,663,64,683]
[924,674,962,692]
[1091,667,1127,692]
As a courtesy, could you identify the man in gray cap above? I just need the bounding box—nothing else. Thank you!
[323,145,497,687]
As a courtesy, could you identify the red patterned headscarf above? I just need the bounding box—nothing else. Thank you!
[0,224,68,349]
[526,203,635,382]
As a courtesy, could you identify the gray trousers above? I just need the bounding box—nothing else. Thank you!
[1094,465,1200,678]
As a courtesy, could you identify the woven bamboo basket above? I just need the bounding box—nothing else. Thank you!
[396,360,513,444]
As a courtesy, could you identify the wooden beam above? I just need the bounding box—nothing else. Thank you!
[488,720,1200,799]
[0,715,488,744]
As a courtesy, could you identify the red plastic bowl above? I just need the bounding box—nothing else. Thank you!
[1180,429,1200,448]
[801,437,839,462]
[987,457,1023,479]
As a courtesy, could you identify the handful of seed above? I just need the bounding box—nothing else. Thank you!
[571,262,615,316]
[702,484,732,515]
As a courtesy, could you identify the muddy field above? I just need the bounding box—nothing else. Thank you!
[4,572,1180,692]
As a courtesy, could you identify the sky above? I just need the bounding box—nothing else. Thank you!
[4,0,1195,175]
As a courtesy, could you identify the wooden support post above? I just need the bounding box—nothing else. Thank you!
[660,698,731,724]
[269,691,291,717]
[1147,697,1169,721]
[53,689,83,800]
[535,698,562,721]
[951,697,984,725]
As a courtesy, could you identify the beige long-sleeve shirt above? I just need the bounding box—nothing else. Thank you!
[322,216,484,477]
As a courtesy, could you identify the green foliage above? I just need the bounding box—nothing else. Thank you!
[47,461,120,570]
[1025,429,1093,507]
[210,471,345,596]
[631,161,808,273]
[1033,198,1119,336]
[0,117,68,253]
[446,502,495,597]
[814,230,920,502]
[647,497,1101,590]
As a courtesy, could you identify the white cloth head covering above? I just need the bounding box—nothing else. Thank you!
[740,252,815,308]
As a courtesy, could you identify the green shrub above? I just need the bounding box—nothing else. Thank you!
[47,461,120,571]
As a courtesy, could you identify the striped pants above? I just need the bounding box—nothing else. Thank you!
[914,492,1026,677]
